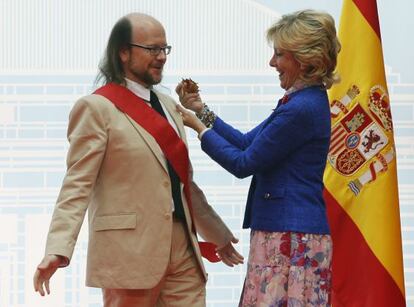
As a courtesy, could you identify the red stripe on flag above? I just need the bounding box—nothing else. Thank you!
[330,131,346,148]
[330,145,345,156]
[329,127,347,155]
[329,143,345,156]
[331,127,345,140]
[353,0,381,39]
[324,189,406,307]
[332,125,343,134]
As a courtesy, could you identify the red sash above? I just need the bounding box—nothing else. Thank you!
[94,83,219,262]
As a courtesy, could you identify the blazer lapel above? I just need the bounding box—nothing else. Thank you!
[123,113,169,174]
[120,90,187,175]
[157,93,187,146]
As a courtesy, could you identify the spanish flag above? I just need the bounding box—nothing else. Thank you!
[324,0,406,306]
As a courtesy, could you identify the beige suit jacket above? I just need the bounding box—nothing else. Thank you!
[44,89,234,289]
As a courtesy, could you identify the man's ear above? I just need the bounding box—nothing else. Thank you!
[119,46,130,64]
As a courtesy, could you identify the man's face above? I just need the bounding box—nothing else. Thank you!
[120,21,168,88]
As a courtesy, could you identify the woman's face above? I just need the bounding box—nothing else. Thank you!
[269,48,302,90]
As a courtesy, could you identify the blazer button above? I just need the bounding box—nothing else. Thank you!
[163,181,169,188]
[264,193,271,199]
[164,213,171,220]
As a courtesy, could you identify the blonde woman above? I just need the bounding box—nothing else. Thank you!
[177,10,340,306]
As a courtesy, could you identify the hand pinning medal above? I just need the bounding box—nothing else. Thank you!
[180,78,200,95]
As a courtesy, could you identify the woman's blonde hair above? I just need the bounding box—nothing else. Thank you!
[267,10,341,89]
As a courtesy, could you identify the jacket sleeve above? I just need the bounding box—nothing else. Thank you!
[188,163,234,248]
[212,116,265,150]
[201,104,313,178]
[44,97,108,263]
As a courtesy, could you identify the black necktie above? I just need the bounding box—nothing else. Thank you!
[149,91,185,220]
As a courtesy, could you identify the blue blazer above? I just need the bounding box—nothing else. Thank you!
[201,86,331,234]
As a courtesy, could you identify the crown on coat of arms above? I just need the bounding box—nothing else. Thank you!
[368,85,393,132]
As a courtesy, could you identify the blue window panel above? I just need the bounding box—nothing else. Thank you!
[20,105,70,122]
[233,177,251,186]
[18,129,44,138]
[206,288,234,301]
[5,130,17,138]
[46,128,67,138]
[194,171,234,186]
[391,127,414,137]
[397,169,414,184]
[210,204,233,217]
[402,244,414,254]
[65,291,72,303]
[213,273,242,286]
[221,217,242,229]
[18,220,25,232]
[17,250,24,261]
[88,288,102,295]
[6,86,15,94]
[392,105,413,121]
[15,86,43,95]
[226,86,252,95]
[403,257,414,268]
[253,86,263,95]
[393,85,414,94]
[219,105,248,121]
[0,75,93,84]
[46,172,65,187]
[202,86,226,95]
[262,86,282,95]
[249,105,273,121]
[170,75,277,85]
[18,292,24,304]
[65,276,72,289]
[3,172,43,188]
[75,86,88,95]
[386,75,399,83]
[17,235,25,245]
[46,86,75,95]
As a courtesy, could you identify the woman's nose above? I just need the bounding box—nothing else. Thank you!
[269,55,276,67]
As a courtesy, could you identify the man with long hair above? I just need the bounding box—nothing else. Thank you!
[33,13,243,307]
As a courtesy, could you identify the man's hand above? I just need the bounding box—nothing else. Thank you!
[33,255,64,296]
[216,237,244,267]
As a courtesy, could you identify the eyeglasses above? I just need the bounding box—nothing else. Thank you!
[128,43,172,56]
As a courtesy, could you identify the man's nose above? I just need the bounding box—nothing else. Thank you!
[156,51,167,61]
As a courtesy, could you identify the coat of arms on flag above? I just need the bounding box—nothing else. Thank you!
[328,84,395,195]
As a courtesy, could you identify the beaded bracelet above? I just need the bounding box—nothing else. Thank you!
[196,103,217,128]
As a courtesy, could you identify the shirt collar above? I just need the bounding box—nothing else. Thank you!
[285,80,321,96]
[125,78,151,101]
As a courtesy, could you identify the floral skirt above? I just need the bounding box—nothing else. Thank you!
[239,231,332,307]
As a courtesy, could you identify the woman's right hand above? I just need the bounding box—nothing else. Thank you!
[175,82,204,113]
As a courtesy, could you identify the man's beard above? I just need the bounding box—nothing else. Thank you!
[140,71,162,86]
[129,64,163,86]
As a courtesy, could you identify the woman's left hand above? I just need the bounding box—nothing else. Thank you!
[176,104,207,134]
